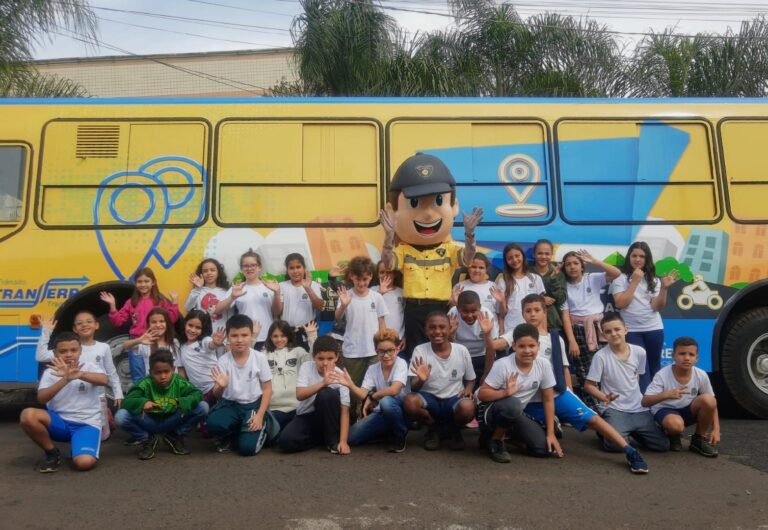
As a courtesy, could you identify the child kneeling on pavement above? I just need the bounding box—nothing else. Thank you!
[641,336,720,457]
[116,349,208,460]
[477,324,562,463]
[403,311,476,451]
[206,314,278,456]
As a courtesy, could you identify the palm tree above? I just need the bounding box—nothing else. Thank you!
[290,0,396,96]
[628,17,768,97]
[0,69,88,97]
[0,0,96,97]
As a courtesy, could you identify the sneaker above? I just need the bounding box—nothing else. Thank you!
[466,418,479,429]
[124,436,142,446]
[388,434,407,453]
[489,439,512,463]
[625,448,649,474]
[214,437,232,454]
[689,434,719,458]
[163,434,191,456]
[138,436,159,460]
[423,426,441,451]
[553,416,563,440]
[327,444,340,454]
[36,450,61,473]
[668,434,683,452]
[449,429,466,451]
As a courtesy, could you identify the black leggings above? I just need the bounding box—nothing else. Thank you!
[483,396,549,457]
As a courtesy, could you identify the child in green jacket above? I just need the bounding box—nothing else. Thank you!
[115,349,208,460]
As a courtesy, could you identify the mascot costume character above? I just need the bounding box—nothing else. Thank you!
[380,153,483,358]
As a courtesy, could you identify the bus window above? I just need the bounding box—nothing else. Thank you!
[38,121,207,228]
[719,119,768,222]
[556,119,719,224]
[388,119,552,225]
[215,120,380,226]
[0,145,26,224]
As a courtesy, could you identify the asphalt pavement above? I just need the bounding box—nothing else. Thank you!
[0,414,766,529]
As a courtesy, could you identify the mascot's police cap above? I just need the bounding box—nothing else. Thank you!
[390,153,456,198]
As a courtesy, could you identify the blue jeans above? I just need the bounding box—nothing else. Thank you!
[115,402,209,441]
[602,408,670,452]
[626,329,665,392]
[128,350,146,383]
[349,396,407,445]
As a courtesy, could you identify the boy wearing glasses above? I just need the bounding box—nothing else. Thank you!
[339,328,409,452]
[36,310,123,441]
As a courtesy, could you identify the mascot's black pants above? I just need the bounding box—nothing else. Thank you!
[403,299,450,361]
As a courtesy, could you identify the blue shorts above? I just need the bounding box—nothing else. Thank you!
[524,390,597,432]
[417,392,470,422]
[48,410,101,459]
[654,405,696,427]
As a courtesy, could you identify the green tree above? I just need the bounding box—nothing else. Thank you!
[0,0,97,97]
[289,0,396,96]
[628,17,768,97]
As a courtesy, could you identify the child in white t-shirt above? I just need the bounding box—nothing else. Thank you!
[185,258,231,326]
[215,249,275,349]
[176,310,225,399]
[278,335,351,455]
[451,252,506,323]
[403,312,476,451]
[517,294,651,474]
[477,324,562,463]
[206,314,277,456]
[342,328,409,452]
[611,242,678,391]
[584,312,669,452]
[20,332,107,473]
[496,243,545,334]
[272,253,324,350]
[642,336,719,457]
[335,256,388,386]
[448,290,498,386]
[36,311,122,441]
[372,260,405,342]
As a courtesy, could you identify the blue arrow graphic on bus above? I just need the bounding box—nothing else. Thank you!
[93,156,207,281]
[425,121,690,246]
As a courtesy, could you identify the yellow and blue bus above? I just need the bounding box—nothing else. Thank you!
[0,97,766,417]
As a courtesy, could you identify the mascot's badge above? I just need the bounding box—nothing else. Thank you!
[436,248,446,257]
[416,165,434,178]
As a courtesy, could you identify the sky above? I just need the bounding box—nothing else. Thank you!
[32,0,768,60]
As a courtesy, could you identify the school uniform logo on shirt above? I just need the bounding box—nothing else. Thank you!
[262,293,269,298]
[529,283,534,289]
[451,369,458,379]
[531,381,539,389]
[545,347,552,356]
[302,293,308,299]
[95,355,102,362]
[586,287,592,294]
[370,302,376,309]
[78,382,86,392]
[691,387,699,396]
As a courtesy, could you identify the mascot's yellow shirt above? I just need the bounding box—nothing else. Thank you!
[393,241,465,301]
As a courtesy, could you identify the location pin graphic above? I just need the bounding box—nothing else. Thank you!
[495,153,547,218]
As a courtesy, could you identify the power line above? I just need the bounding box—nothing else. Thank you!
[53,28,271,95]
[184,0,296,17]
[98,17,287,48]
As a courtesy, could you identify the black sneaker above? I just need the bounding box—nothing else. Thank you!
[36,450,61,473]
[668,434,683,452]
[449,429,466,451]
[689,434,718,458]
[553,416,563,440]
[327,444,340,454]
[214,437,232,454]
[138,436,159,460]
[489,439,512,463]
[423,426,440,451]
[626,448,649,474]
[124,436,142,446]
[164,434,191,455]
[388,434,407,453]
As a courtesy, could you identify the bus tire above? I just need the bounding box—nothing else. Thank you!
[721,308,768,419]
